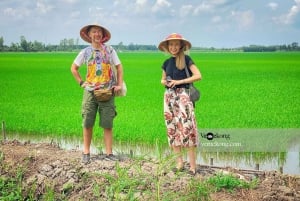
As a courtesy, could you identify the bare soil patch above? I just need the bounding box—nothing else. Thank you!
[1,140,299,200]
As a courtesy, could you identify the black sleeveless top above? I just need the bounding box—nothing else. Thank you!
[162,55,194,89]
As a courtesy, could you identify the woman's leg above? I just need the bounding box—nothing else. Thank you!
[173,145,183,169]
[188,146,197,173]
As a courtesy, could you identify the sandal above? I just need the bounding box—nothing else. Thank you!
[187,169,196,176]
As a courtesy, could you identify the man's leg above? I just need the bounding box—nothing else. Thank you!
[103,128,119,161]
[82,127,93,164]
[99,98,117,160]
[104,128,113,155]
[83,127,93,154]
[81,90,97,164]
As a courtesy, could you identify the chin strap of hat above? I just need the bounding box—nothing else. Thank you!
[100,36,109,44]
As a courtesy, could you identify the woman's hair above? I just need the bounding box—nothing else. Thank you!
[176,50,185,70]
[175,41,186,70]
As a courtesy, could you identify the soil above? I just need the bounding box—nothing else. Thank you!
[1,139,299,201]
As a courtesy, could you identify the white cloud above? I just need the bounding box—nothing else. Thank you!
[273,0,300,24]
[211,15,222,23]
[70,11,80,18]
[180,5,193,17]
[152,0,171,13]
[36,0,54,14]
[3,7,31,19]
[285,0,300,23]
[0,0,299,47]
[3,7,17,17]
[209,0,227,6]
[85,6,114,25]
[134,0,148,13]
[268,2,278,11]
[136,0,147,6]
[231,10,254,30]
[62,0,78,3]
[193,3,213,15]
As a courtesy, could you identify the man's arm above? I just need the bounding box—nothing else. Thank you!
[71,63,84,86]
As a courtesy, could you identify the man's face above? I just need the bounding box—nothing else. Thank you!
[88,26,104,43]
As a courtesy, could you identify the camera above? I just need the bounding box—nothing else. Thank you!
[166,76,172,82]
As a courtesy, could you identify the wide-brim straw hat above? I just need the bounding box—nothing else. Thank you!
[158,33,191,52]
[80,24,111,43]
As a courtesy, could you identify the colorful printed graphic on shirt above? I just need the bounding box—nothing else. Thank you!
[86,49,114,90]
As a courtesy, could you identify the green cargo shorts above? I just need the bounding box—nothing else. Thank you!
[81,90,117,129]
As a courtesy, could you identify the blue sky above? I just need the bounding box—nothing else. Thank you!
[0,0,299,48]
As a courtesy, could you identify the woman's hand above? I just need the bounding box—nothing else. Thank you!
[161,79,167,86]
[166,79,182,88]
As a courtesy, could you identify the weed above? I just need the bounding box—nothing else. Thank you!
[184,179,211,201]
[0,166,24,201]
[102,162,142,200]
[207,173,258,193]
[0,176,23,201]
[92,183,101,199]
[41,183,56,201]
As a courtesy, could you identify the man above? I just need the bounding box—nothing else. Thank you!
[71,23,123,164]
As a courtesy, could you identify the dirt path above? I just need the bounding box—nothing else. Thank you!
[1,140,299,201]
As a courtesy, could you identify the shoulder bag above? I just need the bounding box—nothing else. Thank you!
[106,45,127,97]
[184,65,200,103]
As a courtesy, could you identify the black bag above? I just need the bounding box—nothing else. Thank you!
[189,84,200,102]
[184,65,201,103]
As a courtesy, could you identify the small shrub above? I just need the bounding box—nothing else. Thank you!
[207,173,258,193]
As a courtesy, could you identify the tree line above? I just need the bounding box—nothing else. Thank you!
[0,36,299,52]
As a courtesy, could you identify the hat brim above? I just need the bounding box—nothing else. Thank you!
[158,38,191,52]
[80,24,111,43]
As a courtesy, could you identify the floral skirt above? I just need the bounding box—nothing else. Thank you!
[164,88,199,147]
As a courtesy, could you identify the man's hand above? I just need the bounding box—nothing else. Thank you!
[113,85,122,92]
[80,81,88,88]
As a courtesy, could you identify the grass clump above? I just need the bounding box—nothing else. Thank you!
[207,172,258,193]
[0,176,23,201]
[0,163,24,201]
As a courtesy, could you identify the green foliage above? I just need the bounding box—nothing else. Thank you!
[41,184,56,201]
[0,166,24,201]
[0,147,259,200]
[0,176,23,201]
[184,179,211,201]
[0,52,299,145]
[102,162,144,200]
[207,173,258,193]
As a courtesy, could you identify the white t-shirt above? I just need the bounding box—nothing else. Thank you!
[74,45,121,67]
[73,45,121,90]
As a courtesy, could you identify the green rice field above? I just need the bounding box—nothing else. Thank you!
[0,51,299,146]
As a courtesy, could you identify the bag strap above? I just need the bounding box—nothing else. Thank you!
[104,45,118,85]
[184,64,193,89]
[184,65,191,77]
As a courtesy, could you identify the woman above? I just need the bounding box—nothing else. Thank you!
[158,33,202,175]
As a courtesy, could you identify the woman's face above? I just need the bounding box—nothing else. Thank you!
[168,40,182,56]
